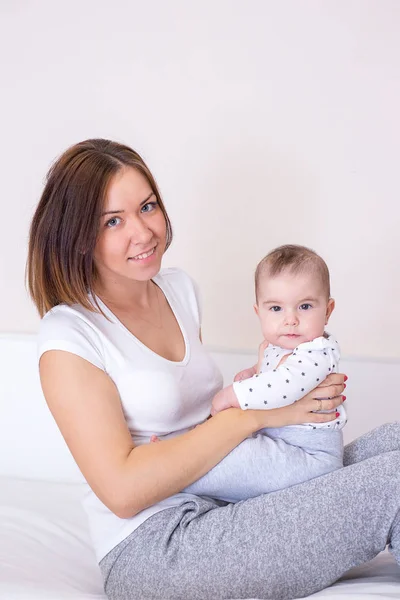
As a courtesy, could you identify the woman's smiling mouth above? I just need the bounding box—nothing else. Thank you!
[129,246,156,261]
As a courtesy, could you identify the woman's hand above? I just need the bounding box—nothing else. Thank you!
[211,384,240,416]
[250,373,346,430]
[213,372,345,422]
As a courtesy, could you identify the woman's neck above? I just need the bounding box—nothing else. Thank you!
[94,276,157,312]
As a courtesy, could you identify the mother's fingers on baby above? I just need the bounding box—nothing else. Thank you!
[297,391,344,411]
[315,395,344,411]
[312,383,345,400]
[317,373,346,387]
[299,386,344,406]
[308,410,340,424]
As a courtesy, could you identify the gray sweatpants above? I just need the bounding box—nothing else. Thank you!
[183,426,343,502]
[100,423,400,600]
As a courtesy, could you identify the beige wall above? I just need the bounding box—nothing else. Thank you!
[1,0,399,359]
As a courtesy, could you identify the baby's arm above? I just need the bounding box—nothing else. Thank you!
[232,340,337,411]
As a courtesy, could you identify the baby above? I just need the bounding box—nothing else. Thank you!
[185,245,346,502]
[213,244,346,423]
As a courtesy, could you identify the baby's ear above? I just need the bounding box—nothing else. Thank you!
[253,303,259,316]
[325,298,335,324]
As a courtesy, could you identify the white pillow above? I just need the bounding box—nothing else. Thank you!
[0,334,83,482]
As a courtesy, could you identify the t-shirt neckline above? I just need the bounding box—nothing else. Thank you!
[94,272,190,366]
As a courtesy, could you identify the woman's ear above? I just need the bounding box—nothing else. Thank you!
[325,298,335,324]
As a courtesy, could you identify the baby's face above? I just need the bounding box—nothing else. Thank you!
[255,270,335,350]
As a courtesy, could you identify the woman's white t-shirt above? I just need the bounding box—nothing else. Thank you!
[37,268,223,562]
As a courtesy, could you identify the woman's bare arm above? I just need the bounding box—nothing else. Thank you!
[40,350,345,519]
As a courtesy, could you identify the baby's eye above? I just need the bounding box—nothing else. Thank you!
[105,216,121,228]
[270,306,281,312]
[141,201,158,213]
[300,303,312,310]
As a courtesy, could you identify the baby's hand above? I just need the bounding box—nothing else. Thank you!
[211,384,240,416]
[150,435,160,443]
[256,339,270,373]
[234,366,256,382]
[258,339,270,354]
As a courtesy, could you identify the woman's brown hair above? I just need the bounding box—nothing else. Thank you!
[26,139,173,317]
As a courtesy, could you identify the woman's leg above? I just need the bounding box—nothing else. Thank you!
[344,422,400,465]
[101,450,400,600]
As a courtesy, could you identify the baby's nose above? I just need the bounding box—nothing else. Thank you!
[285,313,299,326]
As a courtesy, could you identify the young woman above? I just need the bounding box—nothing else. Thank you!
[27,138,400,600]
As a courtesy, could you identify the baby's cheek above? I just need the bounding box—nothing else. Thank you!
[265,326,280,345]
[305,319,326,339]
[260,319,275,340]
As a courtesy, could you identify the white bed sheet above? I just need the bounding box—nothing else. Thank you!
[0,478,399,600]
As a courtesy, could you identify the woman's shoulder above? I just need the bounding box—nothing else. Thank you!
[40,301,102,333]
[38,302,105,369]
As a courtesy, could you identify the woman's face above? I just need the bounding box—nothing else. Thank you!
[94,167,167,288]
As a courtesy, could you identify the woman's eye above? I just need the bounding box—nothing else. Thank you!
[141,201,157,213]
[270,306,281,312]
[300,303,312,310]
[105,216,121,228]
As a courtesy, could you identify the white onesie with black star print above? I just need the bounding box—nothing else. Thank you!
[183,333,346,502]
[232,333,346,430]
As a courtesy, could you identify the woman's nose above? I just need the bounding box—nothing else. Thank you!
[128,217,153,244]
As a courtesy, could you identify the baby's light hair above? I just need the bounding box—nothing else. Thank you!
[255,245,331,302]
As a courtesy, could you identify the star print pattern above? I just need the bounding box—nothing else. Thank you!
[232,334,346,431]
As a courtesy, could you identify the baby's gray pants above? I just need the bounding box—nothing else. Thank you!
[100,423,400,600]
[183,426,343,502]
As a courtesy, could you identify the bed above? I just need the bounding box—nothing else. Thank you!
[0,333,399,599]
